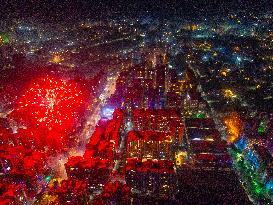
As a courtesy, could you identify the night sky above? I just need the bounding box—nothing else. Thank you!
[1,0,272,22]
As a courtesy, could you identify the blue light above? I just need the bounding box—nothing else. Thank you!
[102,106,115,119]
[202,54,210,62]
[247,148,260,171]
[235,136,247,151]
[266,180,273,191]
[233,54,243,66]
[149,97,156,109]
[236,56,242,63]
[231,54,244,67]
[216,47,229,54]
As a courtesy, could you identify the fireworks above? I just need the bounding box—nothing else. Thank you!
[13,76,85,132]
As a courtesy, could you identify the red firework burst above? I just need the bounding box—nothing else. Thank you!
[13,76,85,132]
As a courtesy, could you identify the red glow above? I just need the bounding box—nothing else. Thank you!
[12,76,85,132]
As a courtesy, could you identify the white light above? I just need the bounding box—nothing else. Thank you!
[192,138,202,141]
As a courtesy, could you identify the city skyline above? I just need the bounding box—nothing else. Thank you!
[1,2,273,205]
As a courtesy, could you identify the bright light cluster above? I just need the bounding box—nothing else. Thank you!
[224,112,243,143]
[15,77,85,131]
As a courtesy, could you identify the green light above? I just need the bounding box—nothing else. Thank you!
[235,152,242,159]
[258,121,266,134]
[255,186,262,194]
[0,34,9,44]
[258,126,265,134]
[45,175,52,182]
[197,113,206,118]
[251,179,264,195]
[230,148,271,201]
[192,113,206,118]
[254,184,262,195]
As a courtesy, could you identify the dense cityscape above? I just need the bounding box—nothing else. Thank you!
[1,1,273,204]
